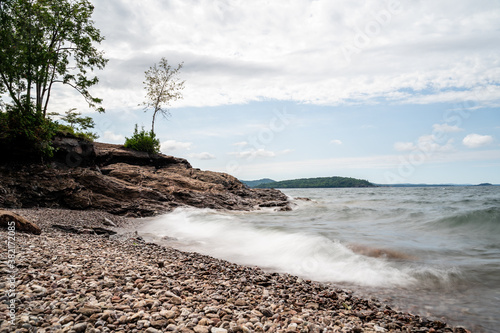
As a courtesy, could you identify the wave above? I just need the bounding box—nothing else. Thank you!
[138,208,460,289]
[431,207,500,235]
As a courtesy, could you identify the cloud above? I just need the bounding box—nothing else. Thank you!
[188,152,216,160]
[462,134,494,148]
[230,149,276,159]
[229,148,292,160]
[394,134,454,153]
[330,139,343,145]
[232,141,248,147]
[83,0,500,110]
[394,142,416,152]
[101,130,125,143]
[233,149,500,180]
[160,140,192,152]
[432,123,464,133]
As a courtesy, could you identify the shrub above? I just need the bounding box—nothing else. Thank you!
[56,124,98,142]
[124,124,160,155]
[0,105,58,158]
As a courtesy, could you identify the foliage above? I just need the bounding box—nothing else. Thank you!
[0,0,107,156]
[241,178,276,188]
[0,0,108,116]
[0,105,58,157]
[50,108,99,141]
[141,58,185,134]
[255,176,375,188]
[124,125,160,155]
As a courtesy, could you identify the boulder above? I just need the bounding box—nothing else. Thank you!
[0,210,42,234]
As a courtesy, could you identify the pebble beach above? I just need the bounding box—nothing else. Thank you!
[1,208,468,333]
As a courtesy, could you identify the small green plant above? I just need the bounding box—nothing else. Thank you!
[124,124,160,155]
[51,108,99,142]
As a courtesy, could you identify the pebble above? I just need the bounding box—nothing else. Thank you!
[0,208,466,333]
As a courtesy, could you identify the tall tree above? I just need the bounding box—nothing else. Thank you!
[0,0,108,117]
[142,58,185,134]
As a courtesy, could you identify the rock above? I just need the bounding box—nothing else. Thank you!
[102,217,117,227]
[0,141,290,216]
[211,328,228,333]
[160,310,177,319]
[78,305,101,316]
[235,299,247,307]
[305,302,319,310]
[151,319,168,328]
[52,224,83,233]
[194,325,210,333]
[145,328,162,333]
[170,295,182,305]
[72,322,88,333]
[91,227,117,236]
[0,210,41,234]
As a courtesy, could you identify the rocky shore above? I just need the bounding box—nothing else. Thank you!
[0,137,289,216]
[0,209,469,333]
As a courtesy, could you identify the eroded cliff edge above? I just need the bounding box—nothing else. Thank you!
[0,136,289,216]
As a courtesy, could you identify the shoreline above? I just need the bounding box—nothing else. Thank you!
[1,208,468,333]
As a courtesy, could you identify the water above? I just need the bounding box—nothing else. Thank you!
[138,187,500,332]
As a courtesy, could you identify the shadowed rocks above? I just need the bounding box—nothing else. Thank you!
[0,138,289,217]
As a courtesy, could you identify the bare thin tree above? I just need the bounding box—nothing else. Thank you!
[141,58,185,134]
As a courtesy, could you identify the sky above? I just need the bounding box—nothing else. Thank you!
[47,0,500,183]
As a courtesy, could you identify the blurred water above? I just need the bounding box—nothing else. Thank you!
[139,186,500,332]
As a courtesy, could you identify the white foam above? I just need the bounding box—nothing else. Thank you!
[139,208,416,287]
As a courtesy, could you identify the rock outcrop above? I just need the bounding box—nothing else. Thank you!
[0,138,289,216]
[0,210,42,234]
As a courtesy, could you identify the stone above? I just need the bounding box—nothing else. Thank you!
[78,305,101,316]
[145,328,162,333]
[151,319,168,328]
[170,295,182,305]
[72,322,88,333]
[160,310,177,319]
[235,299,247,307]
[0,210,41,234]
[211,328,228,333]
[102,217,117,227]
[194,325,210,333]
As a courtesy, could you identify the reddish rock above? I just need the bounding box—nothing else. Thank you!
[0,140,289,217]
[0,210,42,234]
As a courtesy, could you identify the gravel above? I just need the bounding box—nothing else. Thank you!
[0,209,469,333]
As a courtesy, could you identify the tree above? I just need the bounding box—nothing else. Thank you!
[0,0,108,117]
[142,58,185,134]
[51,108,98,141]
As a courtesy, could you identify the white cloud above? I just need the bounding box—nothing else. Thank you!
[82,0,500,110]
[462,134,494,148]
[230,149,276,159]
[229,148,292,159]
[394,142,416,152]
[330,139,343,145]
[232,141,248,147]
[432,123,464,133]
[233,149,500,180]
[188,152,216,160]
[160,140,192,152]
[101,130,125,143]
[394,134,454,153]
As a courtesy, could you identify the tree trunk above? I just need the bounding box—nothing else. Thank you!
[152,109,158,134]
